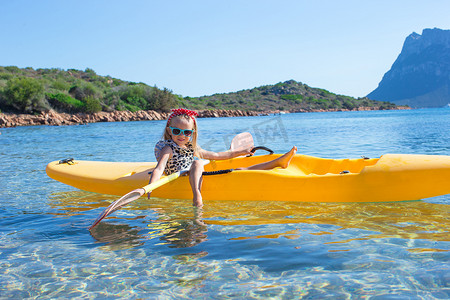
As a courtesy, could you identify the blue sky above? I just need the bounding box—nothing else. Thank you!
[2,0,450,98]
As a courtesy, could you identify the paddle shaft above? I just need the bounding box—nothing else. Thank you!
[88,168,190,230]
[144,168,188,194]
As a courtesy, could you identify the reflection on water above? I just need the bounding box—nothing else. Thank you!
[49,191,449,249]
[90,222,144,250]
[148,208,208,248]
[89,208,208,250]
[51,192,209,250]
[205,201,450,243]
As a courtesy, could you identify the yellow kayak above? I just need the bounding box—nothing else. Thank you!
[46,154,450,203]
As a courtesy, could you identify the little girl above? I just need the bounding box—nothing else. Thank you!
[148,108,297,207]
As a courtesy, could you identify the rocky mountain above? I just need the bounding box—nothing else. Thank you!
[367,28,450,108]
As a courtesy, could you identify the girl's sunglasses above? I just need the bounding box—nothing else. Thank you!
[169,127,194,137]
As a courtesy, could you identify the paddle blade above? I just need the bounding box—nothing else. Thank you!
[89,188,145,230]
[230,132,254,152]
[89,169,187,230]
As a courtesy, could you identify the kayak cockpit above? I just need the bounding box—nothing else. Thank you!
[293,155,379,175]
[203,154,380,176]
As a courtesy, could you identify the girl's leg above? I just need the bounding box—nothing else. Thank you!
[189,160,204,207]
[240,146,297,170]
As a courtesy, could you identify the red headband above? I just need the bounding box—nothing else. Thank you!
[167,108,198,124]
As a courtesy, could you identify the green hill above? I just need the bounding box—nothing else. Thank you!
[0,66,177,114]
[181,80,397,111]
[0,66,398,114]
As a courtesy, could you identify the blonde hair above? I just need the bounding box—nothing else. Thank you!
[163,114,202,158]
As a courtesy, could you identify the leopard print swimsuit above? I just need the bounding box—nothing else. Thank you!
[154,140,195,175]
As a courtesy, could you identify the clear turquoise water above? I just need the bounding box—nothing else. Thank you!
[0,108,449,299]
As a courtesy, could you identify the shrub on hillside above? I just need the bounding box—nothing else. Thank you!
[147,87,176,111]
[83,96,102,113]
[342,100,356,110]
[2,77,49,113]
[69,83,101,101]
[46,92,85,112]
[51,79,71,91]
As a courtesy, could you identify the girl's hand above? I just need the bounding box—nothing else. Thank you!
[239,147,254,157]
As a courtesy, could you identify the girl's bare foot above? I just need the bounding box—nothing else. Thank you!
[193,193,203,207]
[238,146,298,171]
[277,146,297,168]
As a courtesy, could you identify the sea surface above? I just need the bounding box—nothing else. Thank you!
[0,108,449,299]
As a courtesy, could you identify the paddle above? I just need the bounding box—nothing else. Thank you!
[228,133,273,156]
[229,132,254,153]
[88,132,255,230]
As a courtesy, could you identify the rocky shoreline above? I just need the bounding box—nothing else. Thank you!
[0,109,262,128]
[0,106,409,128]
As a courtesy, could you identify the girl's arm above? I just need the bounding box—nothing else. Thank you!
[199,147,253,160]
[147,146,172,198]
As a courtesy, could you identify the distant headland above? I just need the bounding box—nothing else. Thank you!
[368,28,450,108]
